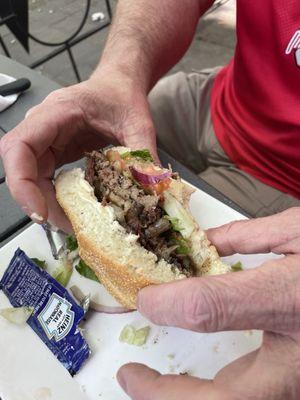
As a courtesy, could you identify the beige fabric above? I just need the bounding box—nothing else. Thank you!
[149,69,300,217]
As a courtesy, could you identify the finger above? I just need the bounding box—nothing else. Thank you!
[122,105,160,162]
[138,254,300,333]
[37,177,73,233]
[1,137,47,222]
[117,363,220,400]
[124,125,160,163]
[206,208,300,256]
[0,100,82,221]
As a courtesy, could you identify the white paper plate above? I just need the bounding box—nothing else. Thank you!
[0,184,278,400]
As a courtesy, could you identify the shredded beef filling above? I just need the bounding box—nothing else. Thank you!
[85,150,194,277]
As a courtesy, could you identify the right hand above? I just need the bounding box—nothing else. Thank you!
[0,69,158,232]
[118,207,300,400]
[206,206,300,256]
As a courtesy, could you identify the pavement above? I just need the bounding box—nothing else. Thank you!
[0,0,236,86]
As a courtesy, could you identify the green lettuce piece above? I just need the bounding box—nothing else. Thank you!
[121,149,153,162]
[65,235,78,251]
[231,261,243,272]
[76,260,100,283]
[0,307,34,325]
[171,235,191,255]
[119,325,151,346]
[133,326,151,346]
[164,215,182,232]
[31,258,47,269]
[52,258,73,287]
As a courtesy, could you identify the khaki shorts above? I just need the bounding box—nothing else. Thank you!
[148,69,300,217]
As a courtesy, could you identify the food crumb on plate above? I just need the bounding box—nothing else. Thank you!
[167,353,175,360]
[34,387,52,400]
[213,343,220,353]
[244,330,253,337]
[168,363,181,373]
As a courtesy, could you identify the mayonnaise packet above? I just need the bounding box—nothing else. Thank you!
[0,248,90,374]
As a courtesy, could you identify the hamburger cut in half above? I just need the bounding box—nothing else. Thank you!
[55,147,230,309]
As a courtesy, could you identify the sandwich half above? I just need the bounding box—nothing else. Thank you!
[55,147,230,309]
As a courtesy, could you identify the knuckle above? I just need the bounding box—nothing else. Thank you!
[44,87,86,123]
[44,88,69,103]
[182,279,226,332]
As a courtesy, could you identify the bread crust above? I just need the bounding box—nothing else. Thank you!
[77,234,157,309]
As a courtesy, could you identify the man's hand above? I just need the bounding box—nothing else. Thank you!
[0,0,213,232]
[118,208,300,400]
[206,206,300,256]
[0,70,157,231]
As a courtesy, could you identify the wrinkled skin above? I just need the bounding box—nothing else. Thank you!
[117,207,300,400]
[0,71,158,231]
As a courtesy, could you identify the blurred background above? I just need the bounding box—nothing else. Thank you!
[0,0,236,86]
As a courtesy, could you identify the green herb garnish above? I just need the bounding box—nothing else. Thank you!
[66,235,78,251]
[164,215,182,232]
[76,260,100,282]
[231,261,243,272]
[121,149,153,162]
[171,235,191,255]
[31,258,47,269]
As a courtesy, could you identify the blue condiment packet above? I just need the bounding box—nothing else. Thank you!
[0,248,90,375]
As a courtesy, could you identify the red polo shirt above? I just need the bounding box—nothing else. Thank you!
[211,0,300,199]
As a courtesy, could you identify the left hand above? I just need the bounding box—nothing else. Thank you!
[117,207,300,400]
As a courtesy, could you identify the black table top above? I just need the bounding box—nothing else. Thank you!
[0,55,248,249]
[0,54,60,132]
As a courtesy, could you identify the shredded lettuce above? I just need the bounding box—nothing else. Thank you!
[75,260,100,283]
[52,258,73,287]
[121,149,153,162]
[66,235,78,251]
[119,325,151,346]
[231,261,243,272]
[0,307,33,325]
[164,215,182,232]
[172,236,191,255]
[31,258,47,269]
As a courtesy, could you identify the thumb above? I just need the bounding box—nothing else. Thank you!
[117,363,220,400]
[122,106,160,163]
[137,255,300,334]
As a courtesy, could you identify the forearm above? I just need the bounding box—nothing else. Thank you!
[93,0,213,93]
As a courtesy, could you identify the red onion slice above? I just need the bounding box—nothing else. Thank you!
[130,166,172,185]
[70,285,134,314]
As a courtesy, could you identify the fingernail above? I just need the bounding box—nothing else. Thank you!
[21,207,44,224]
[117,370,127,393]
[5,176,9,186]
[25,109,32,119]
[30,212,44,224]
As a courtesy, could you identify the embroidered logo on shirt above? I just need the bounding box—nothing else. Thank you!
[286,30,300,66]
